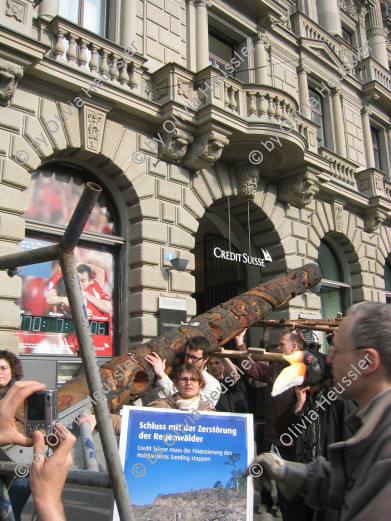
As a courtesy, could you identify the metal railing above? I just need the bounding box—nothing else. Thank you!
[0,182,134,521]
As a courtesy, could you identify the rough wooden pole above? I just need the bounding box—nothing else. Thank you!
[59,263,322,413]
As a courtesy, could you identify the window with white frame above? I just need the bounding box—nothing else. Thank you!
[370,124,389,175]
[309,88,325,149]
[59,0,107,36]
[317,240,350,351]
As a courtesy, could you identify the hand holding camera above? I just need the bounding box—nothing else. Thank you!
[0,380,46,446]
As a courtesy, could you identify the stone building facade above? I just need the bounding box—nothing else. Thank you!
[0,0,391,375]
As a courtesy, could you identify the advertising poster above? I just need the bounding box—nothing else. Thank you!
[114,407,254,521]
[15,240,114,356]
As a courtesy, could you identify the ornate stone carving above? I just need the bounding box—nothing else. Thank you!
[6,0,25,22]
[177,79,190,99]
[260,10,290,31]
[364,210,386,233]
[82,107,106,153]
[332,201,344,233]
[278,171,319,208]
[359,178,371,191]
[255,30,271,50]
[183,131,229,170]
[155,81,168,101]
[159,129,194,163]
[236,165,260,200]
[0,58,23,106]
[337,0,359,19]
[367,26,388,37]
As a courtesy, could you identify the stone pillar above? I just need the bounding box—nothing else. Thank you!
[187,0,197,71]
[385,125,391,175]
[38,0,60,18]
[331,88,346,157]
[316,0,342,36]
[296,0,307,15]
[120,0,137,49]
[361,105,375,169]
[366,0,389,69]
[297,64,310,118]
[195,0,209,71]
[254,33,269,84]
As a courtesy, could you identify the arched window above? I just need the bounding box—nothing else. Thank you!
[194,234,246,314]
[317,240,350,349]
[15,164,125,363]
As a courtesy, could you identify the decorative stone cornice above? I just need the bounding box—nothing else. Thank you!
[278,170,320,208]
[259,9,291,32]
[0,58,23,106]
[183,131,229,170]
[235,165,260,200]
[159,129,194,164]
[382,0,391,28]
[337,0,360,19]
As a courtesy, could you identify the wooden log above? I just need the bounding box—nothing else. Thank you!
[58,263,321,414]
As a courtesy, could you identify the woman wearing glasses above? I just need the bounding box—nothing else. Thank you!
[148,364,214,411]
[0,350,31,521]
[79,364,214,435]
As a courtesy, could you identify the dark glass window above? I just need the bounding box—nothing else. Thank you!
[371,126,382,171]
[209,31,235,74]
[318,241,349,351]
[309,88,325,148]
[342,27,353,45]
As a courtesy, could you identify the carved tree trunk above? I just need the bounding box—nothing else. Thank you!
[59,263,321,413]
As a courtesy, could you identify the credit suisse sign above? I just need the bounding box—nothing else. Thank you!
[213,247,272,266]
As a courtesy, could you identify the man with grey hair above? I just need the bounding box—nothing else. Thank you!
[250,302,391,521]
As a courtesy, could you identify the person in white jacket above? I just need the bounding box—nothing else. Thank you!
[145,336,221,407]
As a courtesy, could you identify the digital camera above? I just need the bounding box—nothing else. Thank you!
[24,390,58,436]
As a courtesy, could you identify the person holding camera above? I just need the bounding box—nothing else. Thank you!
[0,350,32,520]
[0,356,75,521]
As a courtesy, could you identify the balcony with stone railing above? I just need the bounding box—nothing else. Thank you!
[319,149,358,188]
[290,11,342,58]
[356,56,391,108]
[19,13,366,201]
[150,63,320,170]
[34,16,147,96]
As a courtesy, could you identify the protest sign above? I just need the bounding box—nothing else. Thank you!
[113,406,254,521]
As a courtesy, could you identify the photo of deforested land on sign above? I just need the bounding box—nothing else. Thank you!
[133,487,246,521]
[116,407,253,521]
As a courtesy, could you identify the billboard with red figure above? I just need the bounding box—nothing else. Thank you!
[15,239,114,356]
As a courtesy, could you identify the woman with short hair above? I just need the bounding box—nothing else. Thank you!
[0,350,31,521]
[79,363,214,435]
[148,363,213,411]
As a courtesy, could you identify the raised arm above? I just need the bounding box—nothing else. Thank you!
[29,424,75,521]
[233,329,270,382]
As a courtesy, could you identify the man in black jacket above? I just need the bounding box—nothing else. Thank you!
[207,356,248,413]
[250,302,391,521]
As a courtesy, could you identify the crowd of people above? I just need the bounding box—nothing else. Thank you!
[2,301,391,520]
